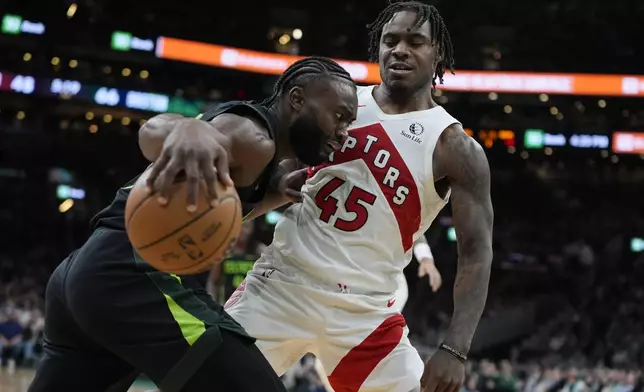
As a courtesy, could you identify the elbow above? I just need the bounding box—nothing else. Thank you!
[138,114,184,162]
[138,122,158,162]
[460,242,493,268]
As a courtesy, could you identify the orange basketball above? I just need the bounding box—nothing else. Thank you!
[125,168,242,275]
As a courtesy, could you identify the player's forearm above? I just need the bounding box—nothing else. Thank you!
[244,192,290,221]
[245,159,302,220]
[138,113,185,162]
[443,244,492,353]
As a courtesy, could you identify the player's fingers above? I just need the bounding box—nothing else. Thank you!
[185,156,200,213]
[213,147,233,187]
[430,274,440,292]
[433,378,450,392]
[448,380,462,392]
[422,377,438,392]
[199,158,219,206]
[146,151,171,193]
[418,265,427,277]
[154,157,182,205]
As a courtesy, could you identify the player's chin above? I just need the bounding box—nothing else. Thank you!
[386,68,415,80]
[384,75,414,90]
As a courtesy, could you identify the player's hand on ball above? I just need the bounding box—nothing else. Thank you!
[279,168,308,203]
[418,259,442,292]
[146,118,234,212]
[421,349,465,392]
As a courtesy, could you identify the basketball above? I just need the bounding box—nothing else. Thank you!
[124,167,242,275]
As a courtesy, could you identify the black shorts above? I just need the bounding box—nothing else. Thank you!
[29,228,285,392]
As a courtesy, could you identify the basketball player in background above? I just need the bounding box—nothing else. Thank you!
[205,221,265,303]
[29,57,357,392]
[224,3,494,391]
[415,235,442,295]
[146,2,492,391]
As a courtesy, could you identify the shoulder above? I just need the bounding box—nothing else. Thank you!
[439,124,484,157]
[209,113,275,184]
[210,113,275,160]
[435,123,489,181]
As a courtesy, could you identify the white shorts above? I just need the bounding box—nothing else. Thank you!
[394,273,409,313]
[225,265,424,392]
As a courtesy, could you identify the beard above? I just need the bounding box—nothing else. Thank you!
[288,111,329,167]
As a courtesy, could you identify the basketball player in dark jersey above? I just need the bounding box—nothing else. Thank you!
[28,57,358,392]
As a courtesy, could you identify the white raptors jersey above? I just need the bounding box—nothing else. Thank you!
[266,85,460,295]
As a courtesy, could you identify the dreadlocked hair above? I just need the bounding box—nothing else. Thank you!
[367,0,455,89]
[260,56,354,107]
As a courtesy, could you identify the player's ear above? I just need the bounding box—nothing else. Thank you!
[288,86,306,112]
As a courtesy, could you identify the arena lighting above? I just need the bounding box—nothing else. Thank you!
[278,34,291,45]
[1,14,45,35]
[631,237,644,253]
[56,185,85,200]
[612,131,644,154]
[155,36,644,97]
[66,4,78,19]
[59,199,74,213]
[0,72,36,94]
[265,210,281,225]
[447,227,456,242]
[111,31,155,52]
[524,129,566,148]
[569,134,609,149]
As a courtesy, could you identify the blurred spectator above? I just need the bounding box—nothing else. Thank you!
[0,309,24,373]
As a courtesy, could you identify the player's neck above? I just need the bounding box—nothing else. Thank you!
[267,104,296,160]
[373,84,437,114]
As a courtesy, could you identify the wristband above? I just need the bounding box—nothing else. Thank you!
[439,343,467,363]
[413,242,433,261]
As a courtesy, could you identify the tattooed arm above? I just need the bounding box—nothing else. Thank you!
[435,124,494,354]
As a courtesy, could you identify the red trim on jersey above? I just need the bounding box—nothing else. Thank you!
[327,314,406,392]
[223,279,246,309]
[313,124,421,251]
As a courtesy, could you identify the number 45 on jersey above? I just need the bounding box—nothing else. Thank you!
[314,177,376,232]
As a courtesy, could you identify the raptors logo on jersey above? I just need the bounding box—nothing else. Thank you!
[308,123,421,251]
[269,85,460,294]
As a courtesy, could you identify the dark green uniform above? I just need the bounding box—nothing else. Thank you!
[29,102,286,392]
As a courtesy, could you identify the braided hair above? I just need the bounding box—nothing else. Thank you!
[260,56,354,107]
[367,0,455,89]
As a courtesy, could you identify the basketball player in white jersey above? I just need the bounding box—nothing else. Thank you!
[309,235,441,391]
[144,2,493,391]
[223,2,494,392]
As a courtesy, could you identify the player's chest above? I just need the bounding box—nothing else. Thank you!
[329,120,426,177]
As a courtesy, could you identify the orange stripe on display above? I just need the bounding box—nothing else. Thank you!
[156,36,644,97]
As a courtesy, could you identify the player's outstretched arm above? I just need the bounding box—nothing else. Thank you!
[439,124,493,353]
